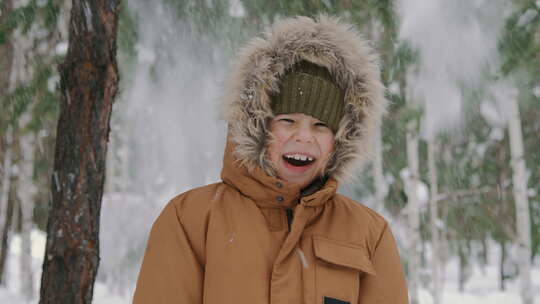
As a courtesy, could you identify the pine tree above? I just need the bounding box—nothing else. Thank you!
[39,0,121,302]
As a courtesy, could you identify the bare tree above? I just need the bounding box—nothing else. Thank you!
[0,127,13,285]
[373,121,386,212]
[39,0,121,302]
[404,115,421,304]
[0,0,16,286]
[427,139,442,304]
[17,120,37,300]
[507,94,532,304]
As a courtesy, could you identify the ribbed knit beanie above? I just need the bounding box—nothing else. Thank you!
[271,61,345,133]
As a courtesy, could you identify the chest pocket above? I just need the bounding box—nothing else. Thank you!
[313,236,376,304]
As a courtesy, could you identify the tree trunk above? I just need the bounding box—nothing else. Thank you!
[499,240,506,291]
[0,185,15,285]
[373,122,385,212]
[405,117,421,304]
[0,127,14,287]
[0,0,14,92]
[0,0,15,287]
[458,244,466,292]
[17,114,37,300]
[507,97,532,304]
[0,126,14,286]
[0,127,14,233]
[428,139,442,304]
[39,0,120,303]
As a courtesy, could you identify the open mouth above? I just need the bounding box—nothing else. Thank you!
[282,153,316,167]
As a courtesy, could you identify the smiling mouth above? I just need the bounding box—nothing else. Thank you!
[282,154,316,167]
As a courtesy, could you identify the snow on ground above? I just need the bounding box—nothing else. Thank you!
[0,229,538,303]
[0,229,130,303]
[418,255,540,304]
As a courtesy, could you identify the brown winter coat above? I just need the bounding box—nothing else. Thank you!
[133,16,408,304]
[133,140,408,304]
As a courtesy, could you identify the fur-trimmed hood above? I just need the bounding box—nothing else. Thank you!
[222,15,387,183]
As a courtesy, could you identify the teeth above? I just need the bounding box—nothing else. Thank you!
[285,154,314,162]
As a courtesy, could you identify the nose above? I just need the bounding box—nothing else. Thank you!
[293,123,314,143]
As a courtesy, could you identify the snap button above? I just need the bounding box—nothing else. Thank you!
[276,195,284,202]
[275,182,283,188]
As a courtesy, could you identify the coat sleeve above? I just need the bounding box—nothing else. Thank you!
[358,223,409,304]
[133,198,204,304]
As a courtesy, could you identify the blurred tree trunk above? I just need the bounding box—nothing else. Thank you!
[364,14,385,214]
[507,96,532,304]
[0,0,14,286]
[397,68,421,304]
[458,244,466,292]
[0,188,14,286]
[427,139,442,304]
[405,115,421,304]
[499,240,507,291]
[0,0,13,90]
[39,0,121,303]
[17,112,37,300]
[373,120,385,212]
[0,127,13,286]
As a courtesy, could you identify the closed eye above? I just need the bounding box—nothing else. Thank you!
[315,122,328,127]
[279,118,295,123]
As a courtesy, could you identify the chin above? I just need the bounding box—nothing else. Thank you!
[284,176,313,187]
[277,163,318,187]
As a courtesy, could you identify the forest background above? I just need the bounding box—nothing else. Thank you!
[0,0,539,303]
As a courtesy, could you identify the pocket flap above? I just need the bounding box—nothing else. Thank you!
[313,236,376,275]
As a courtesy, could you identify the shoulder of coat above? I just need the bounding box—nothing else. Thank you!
[168,182,227,218]
[331,194,388,229]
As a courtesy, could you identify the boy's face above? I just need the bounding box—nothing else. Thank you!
[267,113,335,189]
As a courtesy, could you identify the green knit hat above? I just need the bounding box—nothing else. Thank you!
[271,61,345,133]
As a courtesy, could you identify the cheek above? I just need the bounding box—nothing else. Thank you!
[267,141,279,162]
[267,131,288,161]
[319,135,335,159]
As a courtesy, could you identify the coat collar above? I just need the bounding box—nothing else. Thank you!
[221,140,337,208]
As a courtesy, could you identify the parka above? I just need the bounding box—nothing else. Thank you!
[133,15,409,304]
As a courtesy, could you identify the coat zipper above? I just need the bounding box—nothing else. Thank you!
[286,208,294,231]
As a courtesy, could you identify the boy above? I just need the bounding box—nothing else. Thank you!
[133,15,408,304]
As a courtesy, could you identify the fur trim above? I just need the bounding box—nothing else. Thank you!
[222,15,387,183]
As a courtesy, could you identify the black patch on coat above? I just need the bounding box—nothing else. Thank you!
[324,296,349,304]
